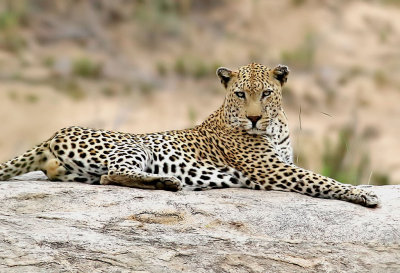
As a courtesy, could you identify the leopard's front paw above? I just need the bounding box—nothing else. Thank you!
[157,177,182,192]
[352,187,380,208]
[100,175,112,185]
[360,190,380,208]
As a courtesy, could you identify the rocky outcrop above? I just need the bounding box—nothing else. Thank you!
[0,172,399,273]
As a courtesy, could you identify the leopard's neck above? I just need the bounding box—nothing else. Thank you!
[196,103,250,138]
[196,104,232,133]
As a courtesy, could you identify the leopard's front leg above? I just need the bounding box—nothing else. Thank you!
[100,144,182,191]
[265,110,293,165]
[248,162,380,207]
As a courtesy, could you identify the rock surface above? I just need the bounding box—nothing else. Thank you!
[0,172,399,273]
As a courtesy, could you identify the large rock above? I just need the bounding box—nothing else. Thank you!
[0,172,399,273]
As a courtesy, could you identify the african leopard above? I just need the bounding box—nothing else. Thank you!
[0,63,379,207]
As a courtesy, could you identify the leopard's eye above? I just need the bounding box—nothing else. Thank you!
[235,91,246,99]
[262,90,272,99]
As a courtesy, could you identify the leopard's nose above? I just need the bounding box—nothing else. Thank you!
[247,115,261,127]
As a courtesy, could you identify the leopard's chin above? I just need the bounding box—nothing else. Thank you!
[247,128,266,135]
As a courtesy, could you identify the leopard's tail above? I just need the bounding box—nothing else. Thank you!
[0,141,51,181]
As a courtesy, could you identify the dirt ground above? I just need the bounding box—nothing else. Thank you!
[0,0,399,184]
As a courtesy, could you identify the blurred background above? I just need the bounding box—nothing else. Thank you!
[0,0,399,185]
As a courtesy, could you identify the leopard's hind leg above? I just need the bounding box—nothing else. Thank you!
[100,144,181,191]
[0,134,99,183]
[43,157,100,184]
[0,141,53,180]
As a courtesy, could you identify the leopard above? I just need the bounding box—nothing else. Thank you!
[0,63,379,207]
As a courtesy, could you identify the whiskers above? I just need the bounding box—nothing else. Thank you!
[258,119,271,130]
[230,118,243,128]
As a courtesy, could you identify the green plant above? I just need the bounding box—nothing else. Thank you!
[0,30,25,53]
[321,125,373,185]
[123,84,133,95]
[378,24,391,43]
[65,81,85,100]
[295,120,390,186]
[192,60,209,79]
[381,0,400,7]
[371,172,390,186]
[72,57,102,78]
[291,0,307,7]
[54,79,86,101]
[174,57,187,76]
[0,0,28,31]
[138,81,156,95]
[43,56,55,68]
[0,11,20,30]
[373,70,389,87]
[101,86,117,97]
[0,4,27,53]
[156,61,168,76]
[25,93,39,103]
[173,56,219,79]
[133,0,184,46]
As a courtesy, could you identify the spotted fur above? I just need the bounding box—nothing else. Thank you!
[0,63,379,207]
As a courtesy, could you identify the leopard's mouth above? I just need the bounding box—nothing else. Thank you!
[241,122,267,135]
[238,119,268,135]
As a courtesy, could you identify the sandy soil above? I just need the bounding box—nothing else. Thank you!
[0,0,399,183]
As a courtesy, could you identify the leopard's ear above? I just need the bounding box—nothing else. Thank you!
[216,67,233,88]
[272,65,289,86]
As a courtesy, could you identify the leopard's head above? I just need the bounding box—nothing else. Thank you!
[216,63,289,135]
